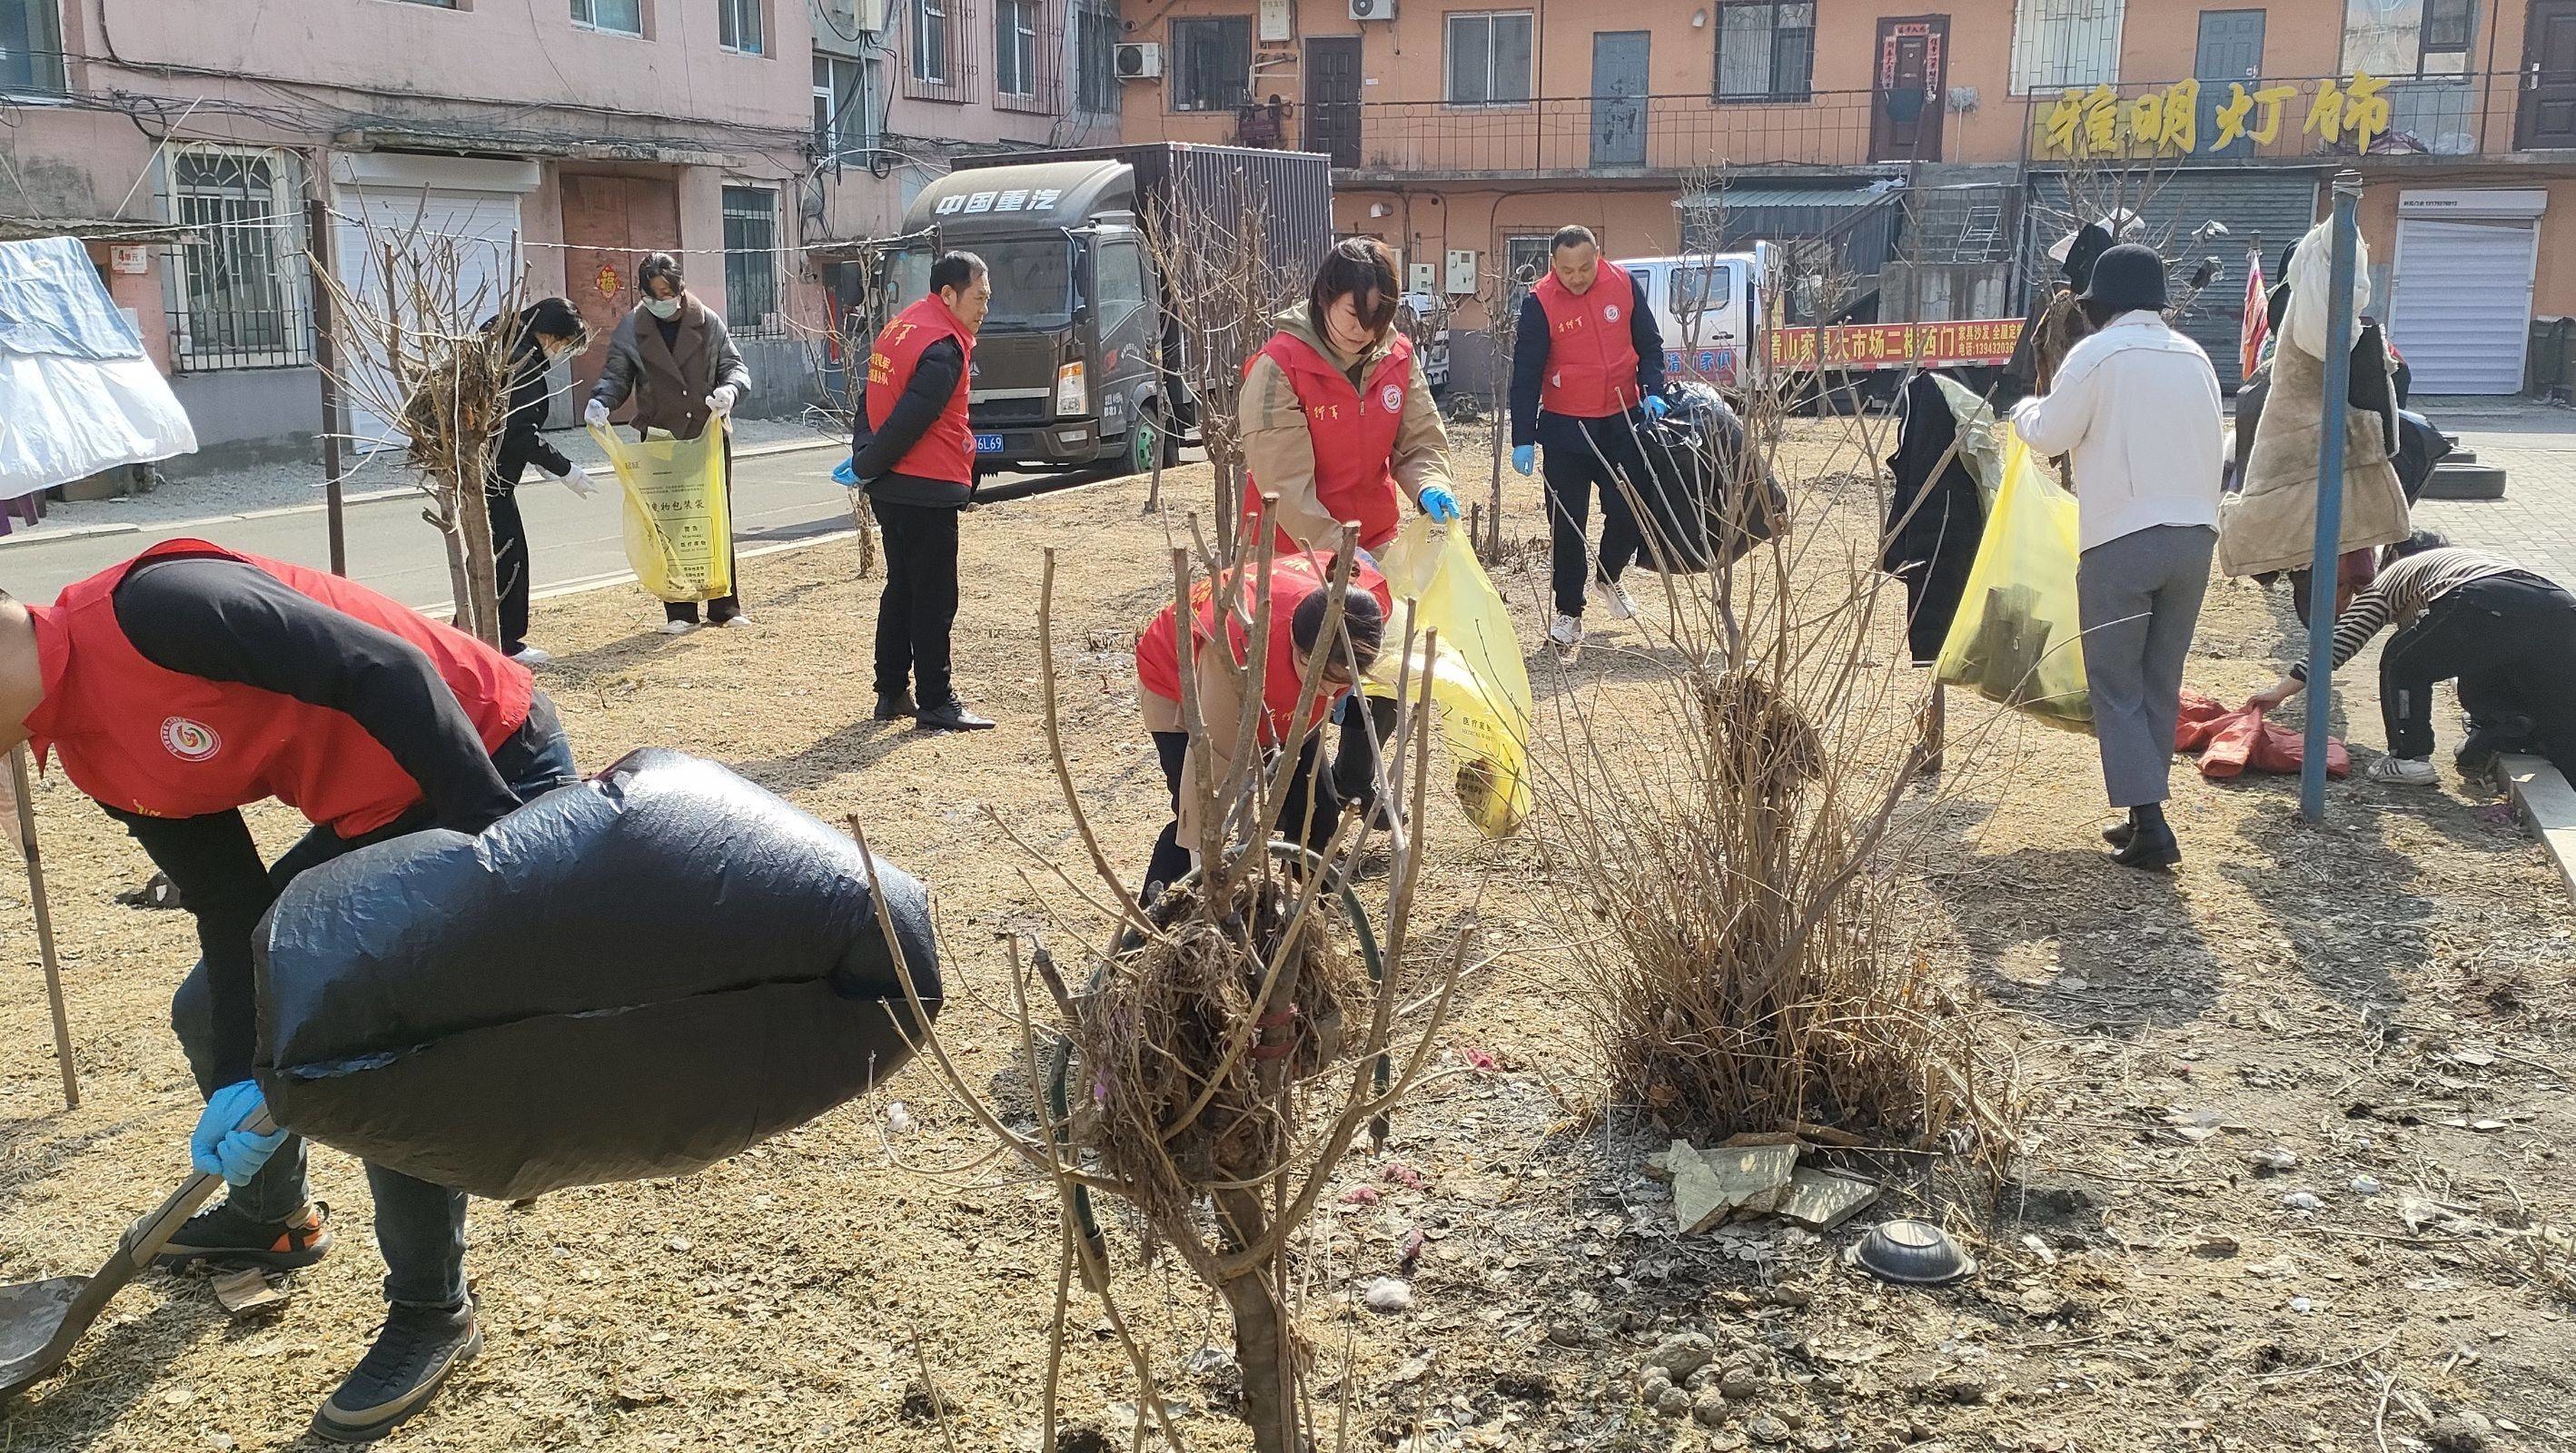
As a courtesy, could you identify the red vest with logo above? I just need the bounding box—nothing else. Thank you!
[25,540,534,836]
[1534,260,1643,419]
[1135,551,1394,742]
[867,294,976,486]
[1241,330,1414,552]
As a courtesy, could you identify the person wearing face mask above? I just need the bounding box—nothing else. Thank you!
[1507,225,1669,651]
[584,252,754,634]
[1237,236,1457,822]
[482,297,596,667]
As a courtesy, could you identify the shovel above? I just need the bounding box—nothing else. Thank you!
[0,1109,274,1401]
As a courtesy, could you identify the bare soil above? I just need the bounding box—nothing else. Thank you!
[3,423,2571,1453]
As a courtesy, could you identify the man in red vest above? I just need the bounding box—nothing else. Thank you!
[1507,224,1670,651]
[848,250,996,732]
[0,541,579,1442]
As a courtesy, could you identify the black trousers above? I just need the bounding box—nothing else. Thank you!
[1332,692,1399,806]
[484,482,530,653]
[667,434,740,625]
[2382,573,2576,770]
[1539,411,1650,618]
[1144,731,1336,901]
[873,499,964,706]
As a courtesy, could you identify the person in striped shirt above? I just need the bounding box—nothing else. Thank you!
[2248,532,2576,783]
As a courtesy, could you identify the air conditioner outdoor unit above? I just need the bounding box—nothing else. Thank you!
[853,0,887,32]
[1349,0,1394,20]
[1116,43,1163,80]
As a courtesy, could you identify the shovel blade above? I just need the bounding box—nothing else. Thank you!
[0,1275,89,1399]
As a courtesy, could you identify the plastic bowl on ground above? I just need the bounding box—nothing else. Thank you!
[1844,1218,1978,1285]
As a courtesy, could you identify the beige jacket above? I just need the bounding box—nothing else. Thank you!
[1239,303,1451,549]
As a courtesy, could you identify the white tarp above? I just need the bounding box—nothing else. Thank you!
[0,237,196,499]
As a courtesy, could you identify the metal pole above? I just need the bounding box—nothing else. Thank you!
[2301,173,2364,824]
[307,184,348,577]
[11,746,78,1110]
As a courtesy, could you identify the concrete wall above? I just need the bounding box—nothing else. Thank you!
[164,368,328,468]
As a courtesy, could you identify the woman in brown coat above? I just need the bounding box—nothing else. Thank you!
[585,252,755,632]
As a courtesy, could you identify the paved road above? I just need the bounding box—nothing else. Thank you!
[0,442,1083,608]
[2408,403,2576,588]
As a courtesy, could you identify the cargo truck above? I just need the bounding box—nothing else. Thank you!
[883,143,1335,476]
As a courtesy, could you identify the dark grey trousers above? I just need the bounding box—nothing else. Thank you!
[2076,524,2215,809]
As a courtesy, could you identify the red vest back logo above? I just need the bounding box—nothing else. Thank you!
[160,717,221,761]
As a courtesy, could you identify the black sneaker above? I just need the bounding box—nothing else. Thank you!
[154,1200,332,1272]
[915,697,995,732]
[311,1300,483,1444]
[2457,713,2536,776]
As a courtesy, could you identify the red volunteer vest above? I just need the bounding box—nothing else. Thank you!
[1534,260,1643,419]
[867,294,976,486]
[1135,552,1394,743]
[1241,330,1414,553]
[25,540,534,836]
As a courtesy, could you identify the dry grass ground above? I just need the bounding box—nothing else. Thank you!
[2,421,2571,1452]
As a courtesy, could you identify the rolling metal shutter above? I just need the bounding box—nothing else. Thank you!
[2390,190,2547,396]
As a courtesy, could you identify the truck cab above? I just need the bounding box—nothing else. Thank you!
[1615,246,1773,389]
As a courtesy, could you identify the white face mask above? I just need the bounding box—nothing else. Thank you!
[644,296,681,321]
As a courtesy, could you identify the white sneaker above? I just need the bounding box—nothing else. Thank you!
[1591,576,1639,620]
[659,618,698,636]
[2367,755,2438,786]
[507,644,553,667]
[1548,614,1583,649]
[715,613,750,628]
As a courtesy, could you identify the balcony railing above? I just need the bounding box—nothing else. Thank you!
[1322,91,1891,178]
[2016,72,2516,165]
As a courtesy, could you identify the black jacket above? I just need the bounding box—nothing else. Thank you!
[850,337,972,508]
[1509,271,1666,448]
[488,335,573,491]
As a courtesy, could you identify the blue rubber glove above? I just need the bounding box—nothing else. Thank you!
[831,455,861,489]
[1511,445,1535,477]
[1418,484,1461,523]
[192,1081,286,1186]
[1641,394,1671,420]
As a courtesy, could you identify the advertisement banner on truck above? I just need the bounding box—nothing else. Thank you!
[1765,318,2024,372]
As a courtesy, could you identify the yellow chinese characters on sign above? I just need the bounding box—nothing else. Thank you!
[2036,73,2391,160]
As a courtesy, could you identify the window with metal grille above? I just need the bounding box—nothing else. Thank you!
[722,187,779,335]
[1714,3,1813,101]
[1504,234,1552,305]
[1076,2,1119,114]
[912,0,949,82]
[1,0,66,94]
[995,0,1039,97]
[1445,12,1531,106]
[814,54,881,156]
[168,148,312,370]
[571,0,642,35]
[2009,0,2122,94]
[718,0,763,54]
[1169,15,1250,113]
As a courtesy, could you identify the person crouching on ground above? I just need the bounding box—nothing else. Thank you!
[1134,550,1393,905]
[2246,531,2576,785]
[2008,243,2225,871]
[1239,236,1457,822]
[849,250,996,733]
[0,540,579,1442]
[482,296,597,667]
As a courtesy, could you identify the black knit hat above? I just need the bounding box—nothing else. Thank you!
[2079,243,2168,312]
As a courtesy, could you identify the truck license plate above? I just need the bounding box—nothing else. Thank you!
[975,433,1006,455]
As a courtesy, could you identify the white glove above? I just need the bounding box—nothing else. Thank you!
[582,399,609,430]
[560,465,598,499]
[707,385,738,419]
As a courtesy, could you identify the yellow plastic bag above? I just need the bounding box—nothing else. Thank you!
[590,423,734,604]
[1366,517,1535,836]
[1932,425,2092,731]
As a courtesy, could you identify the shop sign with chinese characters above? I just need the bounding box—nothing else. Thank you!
[2033,73,2394,161]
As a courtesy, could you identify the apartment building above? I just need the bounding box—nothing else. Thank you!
[1115,0,2576,394]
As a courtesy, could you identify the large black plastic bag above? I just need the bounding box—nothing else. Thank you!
[1630,385,1784,575]
[253,748,939,1201]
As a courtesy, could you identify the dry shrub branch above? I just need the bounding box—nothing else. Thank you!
[1139,190,1300,568]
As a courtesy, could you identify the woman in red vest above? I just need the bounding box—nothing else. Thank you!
[1134,551,1392,903]
[0,541,579,1442]
[1238,237,1457,818]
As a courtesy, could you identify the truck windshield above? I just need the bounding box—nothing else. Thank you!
[977,237,1077,330]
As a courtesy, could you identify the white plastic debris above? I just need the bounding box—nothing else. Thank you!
[1363,1277,1414,1313]
[886,1102,915,1135]
[2281,1191,2326,1212]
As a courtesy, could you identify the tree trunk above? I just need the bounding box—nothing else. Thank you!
[451,465,502,646]
[1214,1188,1299,1453]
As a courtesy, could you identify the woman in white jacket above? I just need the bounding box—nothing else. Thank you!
[2009,244,2225,870]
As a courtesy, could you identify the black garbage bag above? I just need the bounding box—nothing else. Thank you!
[253,748,940,1201]
[1630,384,1786,574]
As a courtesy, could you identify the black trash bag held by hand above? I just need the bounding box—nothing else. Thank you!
[1630,385,1785,574]
[253,749,940,1201]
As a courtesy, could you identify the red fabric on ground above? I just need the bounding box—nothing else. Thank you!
[2175,691,2349,780]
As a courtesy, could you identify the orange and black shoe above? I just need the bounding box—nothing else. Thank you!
[154,1200,333,1272]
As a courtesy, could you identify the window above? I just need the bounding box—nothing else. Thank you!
[2009,0,2122,94]
[169,148,310,369]
[1714,3,1813,101]
[1076,2,1120,114]
[718,0,763,54]
[995,0,1040,97]
[2344,0,2475,78]
[571,0,642,35]
[1504,234,1552,302]
[814,54,880,157]
[1170,15,1251,113]
[721,186,779,334]
[1095,238,1148,331]
[912,0,948,82]
[1445,13,1532,106]
[2421,0,2472,53]
[1,0,66,94]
